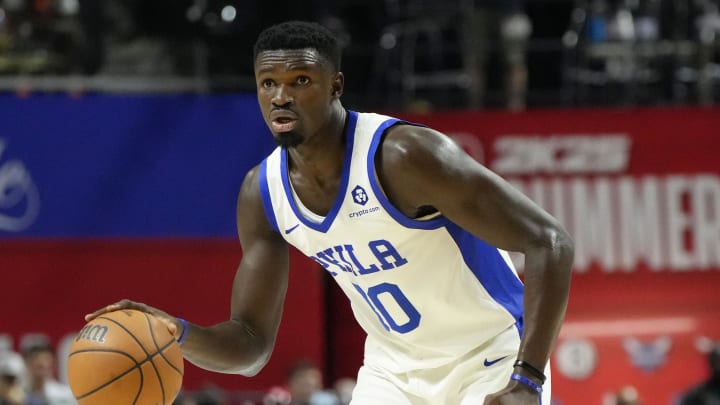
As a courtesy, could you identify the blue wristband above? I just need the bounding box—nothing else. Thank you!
[511,373,543,403]
[176,318,189,345]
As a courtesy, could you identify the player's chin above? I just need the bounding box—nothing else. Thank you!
[273,131,304,148]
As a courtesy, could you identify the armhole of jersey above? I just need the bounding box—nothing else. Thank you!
[367,120,450,230]
[258,158,280,233]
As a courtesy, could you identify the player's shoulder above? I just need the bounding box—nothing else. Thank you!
[379,120,453,165]
[357,109,445,146]
[236,162,281,237]
[242,145,281,187]
[244,163,262,185]
[238,163,264,202]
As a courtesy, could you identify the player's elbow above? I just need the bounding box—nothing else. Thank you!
[546,226,575,274]
[236,348,273,376]
[218,342,273,376]
[216,321,275,376]
[530,225,575,276]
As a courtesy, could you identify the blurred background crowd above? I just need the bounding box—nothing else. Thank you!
[0,334,357,405]
[0,336,719,404]
[0,0,719,110]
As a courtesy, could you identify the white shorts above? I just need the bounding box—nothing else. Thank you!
[350,327,552,405]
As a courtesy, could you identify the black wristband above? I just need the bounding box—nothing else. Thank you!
[513,360,547,384]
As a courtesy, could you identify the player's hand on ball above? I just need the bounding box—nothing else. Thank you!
[70,309,184,405]
[85,299,182,341]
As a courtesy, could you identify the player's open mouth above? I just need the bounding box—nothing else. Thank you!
[271,117,297,133]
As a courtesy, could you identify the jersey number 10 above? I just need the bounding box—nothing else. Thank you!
[353,282,421,333]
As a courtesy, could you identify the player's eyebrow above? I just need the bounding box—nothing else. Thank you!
[257,65,313,75]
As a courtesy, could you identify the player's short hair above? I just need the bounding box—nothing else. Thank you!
[253,21,342,71]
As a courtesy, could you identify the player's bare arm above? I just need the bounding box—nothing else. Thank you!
[86,165,290,376]
[377,124,574,392]
[178,164,290,375]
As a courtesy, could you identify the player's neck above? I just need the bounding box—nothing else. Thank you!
[287,105,347,179]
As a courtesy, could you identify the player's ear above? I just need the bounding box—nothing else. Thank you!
[331,72,344,98]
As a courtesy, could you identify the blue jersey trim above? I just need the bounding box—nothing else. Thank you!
[259,159,280,233]
[367,120,450,230]
[445,222,525,335]
[280,110,359,233]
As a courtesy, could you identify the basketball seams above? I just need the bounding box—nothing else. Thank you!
[142,312,167,405]
[69,311,183,405]
[93,316,150,403]
[69,349,140,400]
[158,339,184,376]
[69,344,178,400]
[132,361,144,405]
[98,314,153,357]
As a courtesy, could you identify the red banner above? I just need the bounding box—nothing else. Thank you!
[0,240,326,393]
[398,107,720,404]
[401,106,720,276]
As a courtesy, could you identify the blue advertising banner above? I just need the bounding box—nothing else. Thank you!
[0,94,275,237]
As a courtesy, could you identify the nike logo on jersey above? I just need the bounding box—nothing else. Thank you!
[284,224,300,234]
[483,355,509,367]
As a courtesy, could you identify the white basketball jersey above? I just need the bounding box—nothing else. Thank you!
[259,111,524,373]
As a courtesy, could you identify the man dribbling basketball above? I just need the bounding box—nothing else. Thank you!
[87,21,574,405]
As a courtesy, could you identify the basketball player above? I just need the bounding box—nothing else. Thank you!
[87,21,574,404]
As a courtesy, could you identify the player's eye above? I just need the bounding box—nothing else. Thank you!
[261,79,274,89]
[296,76,310,85]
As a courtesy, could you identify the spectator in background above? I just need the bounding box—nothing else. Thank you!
[0,351,26,405]
[679,344,720,405]
[172,391,198,405]
[22,344,75,405]
[264,360,339,405]
[287,361,337,405]
[614,385,641,405]
[332,377,355,405]
[193,385,228,405]
[461,0,533,110]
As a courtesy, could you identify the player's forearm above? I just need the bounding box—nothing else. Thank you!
[516,228,574,376]
[178,319,272,376]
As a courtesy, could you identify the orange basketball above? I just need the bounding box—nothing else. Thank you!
[67,309,184,405]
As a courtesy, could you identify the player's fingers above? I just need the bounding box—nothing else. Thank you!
[111,301,178,337]
[84,304,121,321]
[161,318,179,337]
[84,299,138,321]
[139,308,179,337]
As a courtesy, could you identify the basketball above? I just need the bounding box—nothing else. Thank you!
[67,310,184,405]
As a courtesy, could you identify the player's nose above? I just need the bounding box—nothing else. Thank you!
[271,84,294,107]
